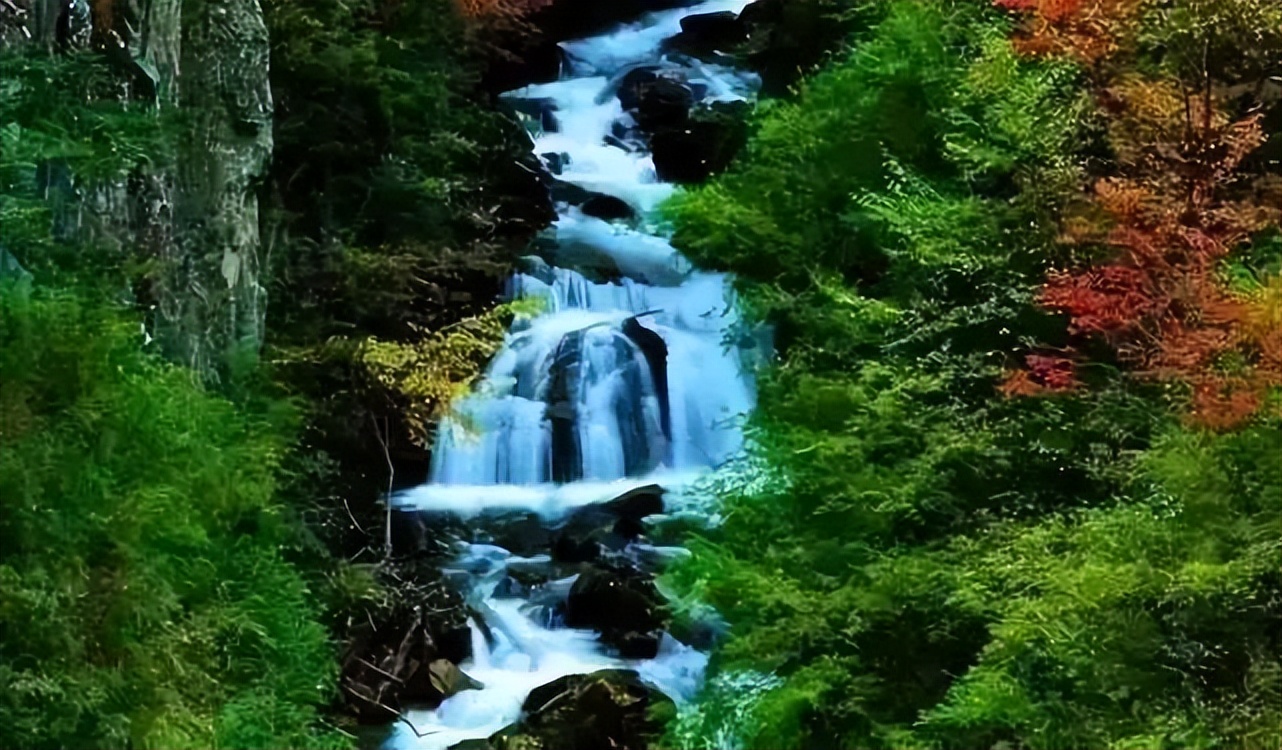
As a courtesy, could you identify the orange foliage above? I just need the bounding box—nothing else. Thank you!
[1000,354,1080,396]
[995,0,1282,427]
[455,0,552,20]
[1032,90,1280,427]
[994,0,1144,63]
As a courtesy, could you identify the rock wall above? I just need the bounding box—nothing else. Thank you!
[7,0,272,377]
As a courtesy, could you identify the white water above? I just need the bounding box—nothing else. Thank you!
[388,3,758,748]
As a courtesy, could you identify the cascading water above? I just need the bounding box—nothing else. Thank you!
[388,4,759,748]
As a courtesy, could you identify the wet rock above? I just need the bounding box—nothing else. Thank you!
[580,194,636,222]
[541,152,568,175]
[475,512,554,558]
[614,629,663,659]
[479,670,674,750]
[663,11,748,57]
[494,575,532,599]
[553,534,601,564]
[601,483,666,520]
[738,0,784,26]
[614,65,666,111]
[548,178,596,207]
[634,77,696,131]
[564,565,667,655]
[429,658,484,697]
[507,98,560,134]
[438,624,475,666]
[651,101,751,183]
[612,516,647,540]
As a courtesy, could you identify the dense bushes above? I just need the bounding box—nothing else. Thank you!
[0,2,539,739]
[662,1,1281,747]
[0,286,344,750]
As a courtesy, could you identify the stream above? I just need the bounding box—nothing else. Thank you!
[387,4,760,747]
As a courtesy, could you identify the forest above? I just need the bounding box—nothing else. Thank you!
[0,0,1278,748]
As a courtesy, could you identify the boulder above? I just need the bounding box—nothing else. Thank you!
[663,11,748,57]
[437,624,475,666]
[633,77,695,131]
[739,0,853,97]
[473,512,555,558]
[552,533,603,564]
[488,670,674,750]
[579,194,636,222]
[492,145,557,238]
[614,65,666,112]
[428,658,484,697]
[564,565,667,656]
[548,178,596,207]
[738,0,784,26]
[650,101,751,183]
[600,483,666,520]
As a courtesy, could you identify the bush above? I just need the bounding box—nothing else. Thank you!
[0,285,346,750]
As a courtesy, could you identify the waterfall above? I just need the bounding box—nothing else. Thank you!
[388,4,759,748]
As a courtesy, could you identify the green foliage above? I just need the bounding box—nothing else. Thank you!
[0,51,178,285]
[260,0,549,544]
[0,285,347,750]
[661,1,1281,748]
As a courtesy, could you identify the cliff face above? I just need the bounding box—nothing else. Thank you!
[7,0,272,376]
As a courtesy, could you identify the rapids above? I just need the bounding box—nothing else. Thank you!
[387,4,760,747]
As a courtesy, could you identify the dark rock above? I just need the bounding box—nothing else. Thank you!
[580,194,635,222]
[553,534,601,564]
[389,510,429,558]
[541,152,568,175]
[739,0,854,97]
[650,101,751,183]
[601,483,666,520]
[476,512,554,558]
[549,178,595,206]
[507,97,560,133]
[495,670,673,750]
[438,624,474,666]
[634,77,695,131]
[493,575,530,599]
[492,142,557,237]
[613,630,662,659]
[604,133,640,153]
[549,330,586,483]
[615,65,665,111]
[738,0,784,27]
[664,11,748,57]
[612,517,647,540]
[681,10,746,41]
[621,317,670,440]
[564,566,667,654]
[428,658,484,697]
